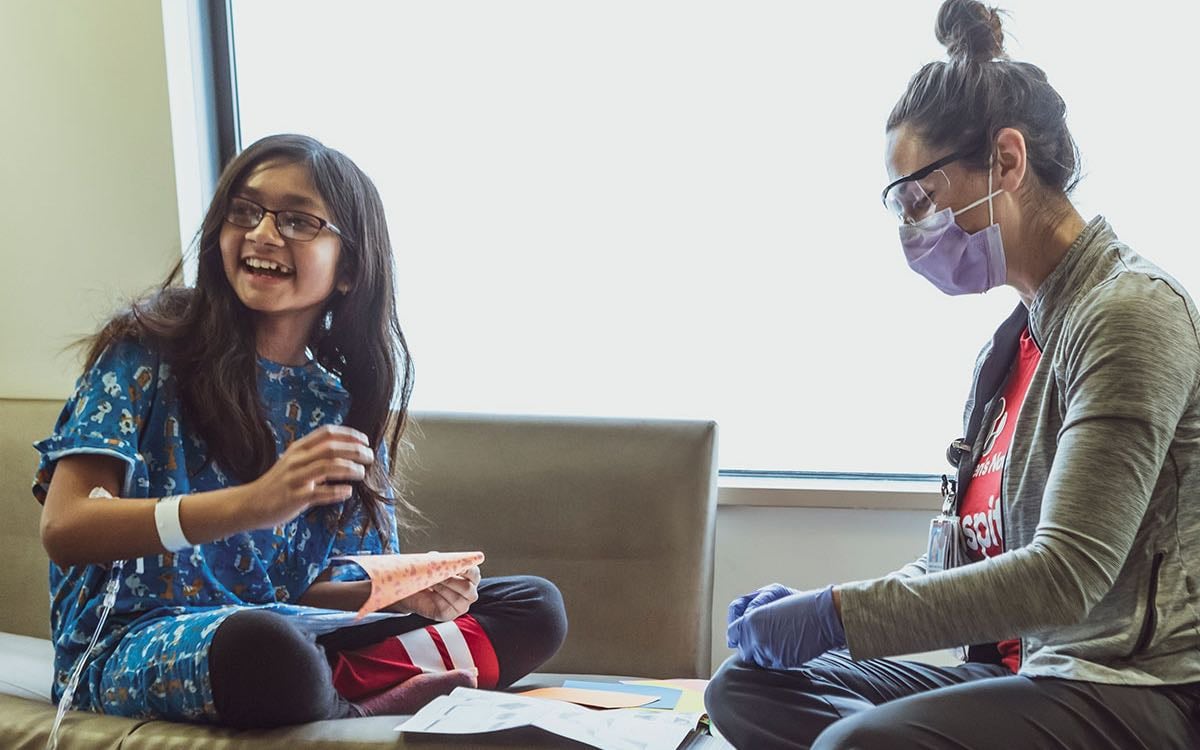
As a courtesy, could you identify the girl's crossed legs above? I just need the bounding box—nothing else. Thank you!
[101,575,566,727]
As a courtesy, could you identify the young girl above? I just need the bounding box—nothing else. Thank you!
[34,133,567,728]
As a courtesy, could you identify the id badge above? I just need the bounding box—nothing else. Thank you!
[926,515,958,574]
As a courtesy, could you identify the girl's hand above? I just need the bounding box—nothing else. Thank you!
[244,425,374,530]
[388,565,481,621]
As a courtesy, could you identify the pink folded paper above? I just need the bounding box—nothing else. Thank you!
[332,551,485,619]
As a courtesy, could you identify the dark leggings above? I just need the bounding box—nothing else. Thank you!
[705,650,1200,750]
[209,575,567,728]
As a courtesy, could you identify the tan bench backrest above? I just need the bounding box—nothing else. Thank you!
[1,401,718,677]
[403,412,718,678]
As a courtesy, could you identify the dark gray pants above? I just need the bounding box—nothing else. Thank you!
[209,575,567,728]
[705,651,1200,750]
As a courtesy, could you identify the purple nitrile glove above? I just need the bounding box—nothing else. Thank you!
[726,583,799,639]
[726,585,846,670]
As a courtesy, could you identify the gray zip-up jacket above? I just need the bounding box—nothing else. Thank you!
[840,216,1200,684]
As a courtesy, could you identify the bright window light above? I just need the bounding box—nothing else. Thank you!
[228,1,1198,473]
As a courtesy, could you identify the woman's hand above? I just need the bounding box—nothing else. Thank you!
[727,584,846,670]
[727,582,800,628]
[387,565,481,621]
[244,425,374,530]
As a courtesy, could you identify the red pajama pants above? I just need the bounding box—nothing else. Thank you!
[328,614,500,699]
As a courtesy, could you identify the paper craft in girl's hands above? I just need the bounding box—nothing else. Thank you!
[331,551,485,619]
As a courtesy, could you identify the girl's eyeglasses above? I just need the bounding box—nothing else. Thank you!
[225,196,343,241]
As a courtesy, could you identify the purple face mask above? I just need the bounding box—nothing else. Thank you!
[898,161,1006,295]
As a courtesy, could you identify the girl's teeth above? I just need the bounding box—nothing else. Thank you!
[244,258,292,274]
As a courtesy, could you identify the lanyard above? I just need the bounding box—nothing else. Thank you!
[940,473,958,515]
[927,473,964,575]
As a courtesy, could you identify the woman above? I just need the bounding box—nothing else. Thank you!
[706,2,1200,747]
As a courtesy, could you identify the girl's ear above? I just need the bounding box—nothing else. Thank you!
[337,280,351,294]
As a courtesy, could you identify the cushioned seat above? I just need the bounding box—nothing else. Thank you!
[0,667,647,750]
[0,400,719,749]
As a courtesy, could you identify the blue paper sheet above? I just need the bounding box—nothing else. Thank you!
[561,679,682,710]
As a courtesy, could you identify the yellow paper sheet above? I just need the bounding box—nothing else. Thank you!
[332,551,485,618]
[623,679,708,713]
[517,687,656,709]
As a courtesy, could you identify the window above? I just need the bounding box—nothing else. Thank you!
[222,1,1197,474]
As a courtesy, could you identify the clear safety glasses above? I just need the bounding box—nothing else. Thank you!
[881,150,968,225]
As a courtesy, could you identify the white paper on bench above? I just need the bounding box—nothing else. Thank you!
[0,632,56,702]
[396,686,702,750]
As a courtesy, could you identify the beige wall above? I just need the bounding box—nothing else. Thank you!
[0,0,180,399]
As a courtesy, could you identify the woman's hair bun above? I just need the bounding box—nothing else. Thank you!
[935,0,1005,63]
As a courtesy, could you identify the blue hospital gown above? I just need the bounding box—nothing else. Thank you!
[32,338,400,722]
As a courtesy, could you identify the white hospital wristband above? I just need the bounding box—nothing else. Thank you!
[154,494,194,552]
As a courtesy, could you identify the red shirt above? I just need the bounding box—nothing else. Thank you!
[957,326,1042,672]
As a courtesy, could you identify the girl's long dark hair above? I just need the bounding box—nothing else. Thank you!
[83,134,417,542]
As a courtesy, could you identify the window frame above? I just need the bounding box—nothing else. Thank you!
[203,4,946,493]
